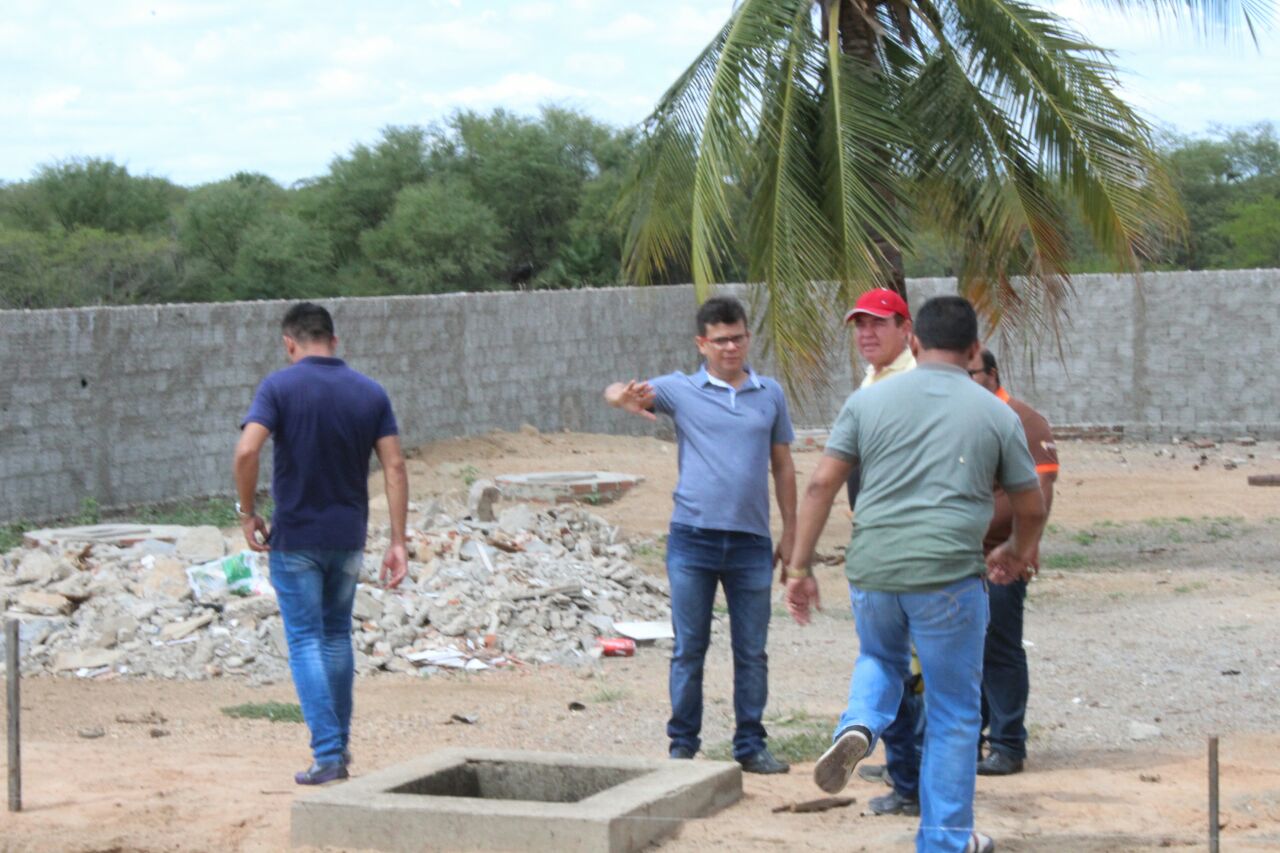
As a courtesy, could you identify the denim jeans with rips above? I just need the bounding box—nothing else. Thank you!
[269,549,363,766]
[665,522,774,761]
[836,575,989,853]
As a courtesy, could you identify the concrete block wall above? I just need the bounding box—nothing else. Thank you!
[1,269,1277,522]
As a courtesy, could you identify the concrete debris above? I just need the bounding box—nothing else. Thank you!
[0,503,673,682]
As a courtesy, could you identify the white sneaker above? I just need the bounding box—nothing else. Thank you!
[812,727,869,794]
[964,831,995,853]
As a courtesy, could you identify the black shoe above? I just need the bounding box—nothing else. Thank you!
[813,726,870,794]
[669,745,696,760]
[868,789,920,816]
[294,761,349,785]
[977,751,1024,776]
[738,747,790,775]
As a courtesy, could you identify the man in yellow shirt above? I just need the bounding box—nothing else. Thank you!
[844,288,915,510]
[837,289,924,810]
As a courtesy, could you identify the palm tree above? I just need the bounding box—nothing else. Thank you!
[619,0,1269,393]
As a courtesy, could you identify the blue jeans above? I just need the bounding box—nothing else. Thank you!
[665,523,773,761]
[982,579,1029,761]
[836,576,989,853]
[269,549,363,766]
[882,677,925,799]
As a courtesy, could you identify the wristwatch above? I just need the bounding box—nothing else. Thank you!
[235,500,254,518]
[785,564,811,579]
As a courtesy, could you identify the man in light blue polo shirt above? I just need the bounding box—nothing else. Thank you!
[604,296,796,774]
[784,296,1047,853]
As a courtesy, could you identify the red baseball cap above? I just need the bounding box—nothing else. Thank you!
[844,288,910,323]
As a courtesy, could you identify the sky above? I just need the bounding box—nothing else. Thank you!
[2,0,1277,187]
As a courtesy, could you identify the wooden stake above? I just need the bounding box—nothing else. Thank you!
[1208,735,1219,853]
[5,619,19,813]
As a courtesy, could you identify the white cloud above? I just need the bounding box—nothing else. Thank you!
[423,72,586,109]
[29,86,82,116]
[662,4,729,46]
[512,2,557,22]
[315,68,367,98]
[588,13,657,41]
[335,35,398,65]
[419,13,515,52]
[565,52,626,77]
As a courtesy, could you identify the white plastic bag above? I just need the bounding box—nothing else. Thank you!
[186,550,272,601]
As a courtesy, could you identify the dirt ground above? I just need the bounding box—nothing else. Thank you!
[3,429,1280,852]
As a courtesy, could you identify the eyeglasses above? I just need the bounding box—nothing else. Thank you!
[703,333,749,349]
[967,369,988,377]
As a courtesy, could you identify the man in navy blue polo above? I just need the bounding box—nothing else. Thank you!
[604,296,797,774]
[234,302,409,786]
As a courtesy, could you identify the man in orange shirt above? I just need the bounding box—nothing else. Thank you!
[968,349,1058,775]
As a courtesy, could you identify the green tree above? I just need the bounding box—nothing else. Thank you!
[620,0,1259,390]
[1215,195,1280,268]
[0,226,179,308]
[296,126,431,266]
[178,173,286,277]
[1163,123,1280,269]
[27,157,181,234]
[359,178,506,293]
[231,213,333,300]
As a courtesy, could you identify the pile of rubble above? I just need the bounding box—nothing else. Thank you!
[0,502,672,683]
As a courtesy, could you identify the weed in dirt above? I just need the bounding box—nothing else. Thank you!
[589,686,628,703]
[706,716,838,763]
[132,497,273,528]
[221,702,304,723]
[1174,582,1207,594]
[579,493,604,506]
[73,497,102,525]
[1043,553,1091,570]
[0,497,270,552]
[458,465,481,487]
[0,521,32,551]
[1073,531,1098,547]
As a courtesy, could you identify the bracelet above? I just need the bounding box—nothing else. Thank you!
[786,564,811,579]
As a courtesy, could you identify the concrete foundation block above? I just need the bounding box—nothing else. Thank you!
[291,748,742,852]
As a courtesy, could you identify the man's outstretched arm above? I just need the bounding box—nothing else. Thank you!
[785,453,854,625]
[375,434,409,589]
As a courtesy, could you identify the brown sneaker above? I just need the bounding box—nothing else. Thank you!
[813,727,870,794]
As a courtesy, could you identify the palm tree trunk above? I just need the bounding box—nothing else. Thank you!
[825,0,908,301]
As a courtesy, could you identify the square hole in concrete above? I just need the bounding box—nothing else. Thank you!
[293,748,742,853]
[386,759,645,803]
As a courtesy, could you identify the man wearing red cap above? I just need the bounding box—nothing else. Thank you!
[842,287,924,813]
[846,288,916,391]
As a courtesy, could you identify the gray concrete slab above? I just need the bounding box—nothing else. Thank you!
[291,748,742,853]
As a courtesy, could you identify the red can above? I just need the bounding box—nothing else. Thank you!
[596,637,636,657]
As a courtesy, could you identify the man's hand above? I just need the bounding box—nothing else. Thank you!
[986,541,1033,585]
[785,575,821,625]
[604,380,657,420]
[240,514,270,552]
[380,542,409,589]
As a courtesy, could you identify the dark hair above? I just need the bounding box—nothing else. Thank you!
[695,296,748,335]
[281,302,335,343]
[980,349,998,375]
[914,296,978,353]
